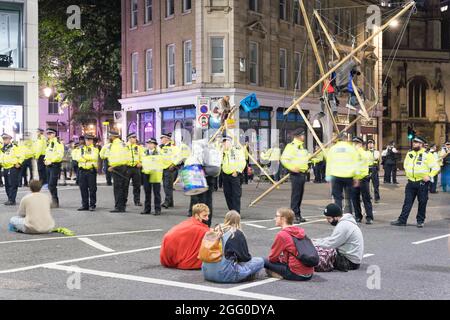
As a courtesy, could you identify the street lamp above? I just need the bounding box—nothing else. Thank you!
[389,19,399,28]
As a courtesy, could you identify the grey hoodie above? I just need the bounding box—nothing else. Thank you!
[314,214,364,264]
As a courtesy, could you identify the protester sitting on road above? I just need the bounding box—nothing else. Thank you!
[202,210,264,283]
[160,203,210,270]
[264,208,314,281]
[313,203,364,272]
[8,180,55,234]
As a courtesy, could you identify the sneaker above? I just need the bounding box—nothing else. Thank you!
[295,216,307,224]
[8,223,17,232]
[417,222,424,228]
[366,219,373,225]
[266,269,284,279]
[390,220,406,226]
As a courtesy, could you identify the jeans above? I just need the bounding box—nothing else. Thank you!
[203,257,265,283]
[263,258,312,281]
[9,216,26,233]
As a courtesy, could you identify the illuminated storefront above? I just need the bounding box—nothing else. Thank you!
[0,85,23,138]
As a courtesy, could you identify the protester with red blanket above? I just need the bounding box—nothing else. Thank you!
[160,203,210,269]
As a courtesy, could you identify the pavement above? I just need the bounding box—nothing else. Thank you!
[0,176,449,300]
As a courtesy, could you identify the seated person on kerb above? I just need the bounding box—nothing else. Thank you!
[9,180,55,234]
[160,203,210,270]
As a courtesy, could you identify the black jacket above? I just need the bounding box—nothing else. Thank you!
[224,230,252,263]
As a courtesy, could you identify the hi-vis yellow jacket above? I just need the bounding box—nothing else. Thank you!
[33,135,47,159]
[404,148,440,182]
[325,141,360,178]
[71,148,81,162]
[280,139,310,173]
[141,147,163,183]
[260,148,281,162]
[18,140,34,160]
[222,145,246,175]
[1,143,25,169]
[311,151,324,165]
[44,137,64,164]
[160,142,181,169]
[78,145,99,170]
[127,143,143,167]
[355,146,371,180]
[100,138,131,167]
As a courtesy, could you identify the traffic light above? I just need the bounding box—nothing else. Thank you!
[407,126,416,140]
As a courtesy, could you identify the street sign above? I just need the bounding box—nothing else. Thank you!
[198,114,209,128]
[196,96,211,129]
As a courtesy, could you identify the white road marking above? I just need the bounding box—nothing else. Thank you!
[363,254,375,258]
[78,238,115,253]
[242,219,275,224]
[267,219,327,231]
[0,229,163,245]
[412,234,450,245]
[230,278,280,291]
[244,224,267,229]
[0,246,161,274]
[43,264,292,300]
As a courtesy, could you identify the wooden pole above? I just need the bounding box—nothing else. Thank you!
[208,105,238,144]
[351,80,370,120]
[284,1,416,115]
[313,9,341,60]
[295,104,325,152]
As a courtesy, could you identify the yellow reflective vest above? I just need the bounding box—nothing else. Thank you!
[367,148,380,167]
[260,148,281,162]
[44,138,64,164]
[33,135,47,159]
[18,140,34,160]
[280,139,310,173]
[404,148,440,182]
[1,143,24,169]
[78,145,99,170]
[104,138,131,167]
[325,141,360,178]
[311,151,324,165]
[160,143,180,169]
[355,147,370,180]
[71,148,81,162]
[141,148,163,183]
[222,145,247,175]
[127,143,143,167]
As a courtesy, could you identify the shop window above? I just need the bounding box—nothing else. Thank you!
[161,106,196,135]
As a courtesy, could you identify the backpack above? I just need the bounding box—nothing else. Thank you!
[198,226,223,263]
[291,235,320,267]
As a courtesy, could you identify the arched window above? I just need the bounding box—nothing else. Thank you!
[408,77,428,118]
[382,76,391,117]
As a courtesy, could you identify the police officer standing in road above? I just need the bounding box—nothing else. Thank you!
[141,138,163,216]
[221,136,246,213]
[160,133,177,209]
[34,128,47,185]
[44,129,64,208]
[280,129,311,223]
[18,132,34,187]
[367,139,381,202]
[77,134,99,212]
[1,133,24,206]
[382,141,399,184]
[391,136,440,228]
[127,133,143,207]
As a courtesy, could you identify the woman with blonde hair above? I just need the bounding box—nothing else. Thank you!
[202,210,264,283]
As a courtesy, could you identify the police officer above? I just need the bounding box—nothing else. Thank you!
[160,133,177,209]
[382,141,399,184]
[127,133,143,206]
[1,133,24,205]
[77,134,99,211]
[18,132,34,187]
[34,128,47,185]
[71,142,81,185]
[367,139,381,202]
[261,146,281,182]
[44,129,64,208]
[280,129,310,223]
[391,136,440,228]
[311,145,325,183]
[352,137,374,224]
[221,136,246,213]
[101,131,131,213]
[326,132,360,213]
[141,138,163,215]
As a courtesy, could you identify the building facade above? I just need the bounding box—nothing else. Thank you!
[0,0,39,139]
[382,0,450,160]
[120,0,382,155]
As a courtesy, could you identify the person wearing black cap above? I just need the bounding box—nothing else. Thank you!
[44,129,65,208]
[391,136,440,228]
[439,141,450,192]
[141,138,162,215]
[280,129,310,223]
[160,133,177,208]
[33,128,48,185]
[313,203,364,272]
[127,133,143,207]
[77,135,99,211]
[366,139,381,202]
[1,133,24,205]
[352,137,374,224]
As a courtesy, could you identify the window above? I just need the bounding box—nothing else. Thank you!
[145,0,152,24]
[249,0,258,12]
[211,37,224,74]
[408,77,428,118]
[130,0,138,28]
[131,52,139,92]
[139,111,156,141]
[294,52,301,90]
[279,48,287,88]
[293,1,302,25]
[279,0,287,20]
[183,0,192,12]
[166,0,174,17]
[249,42,259,85]
[184,40,192,84]
[48,94,59,114]
[161,107,196,136]
[0,3,23,68]
[167,44,175,87]
[146,49,153,90]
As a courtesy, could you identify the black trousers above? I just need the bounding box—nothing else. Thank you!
[112,166,129,211]
[263,258,312,281]
[72,160,79,184]
[20,158,32,186]
[128,166,142,204]
[162,168,175,205]
[79,168,97,208]
[430,175,438,193]
[189,176,215,227]
[351,176,374,220]
[398,180,429,224]
[290,172,307,218]
[222,173,242,213]
[332,177,353,214]
[46,163,61,202]
[143,174,161,213]
[4,167,20,203]
[313,163,325,183]
[104,160,112,185]
[384,163,397,183]
[369,166,380,200]
[38,155,47,184]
